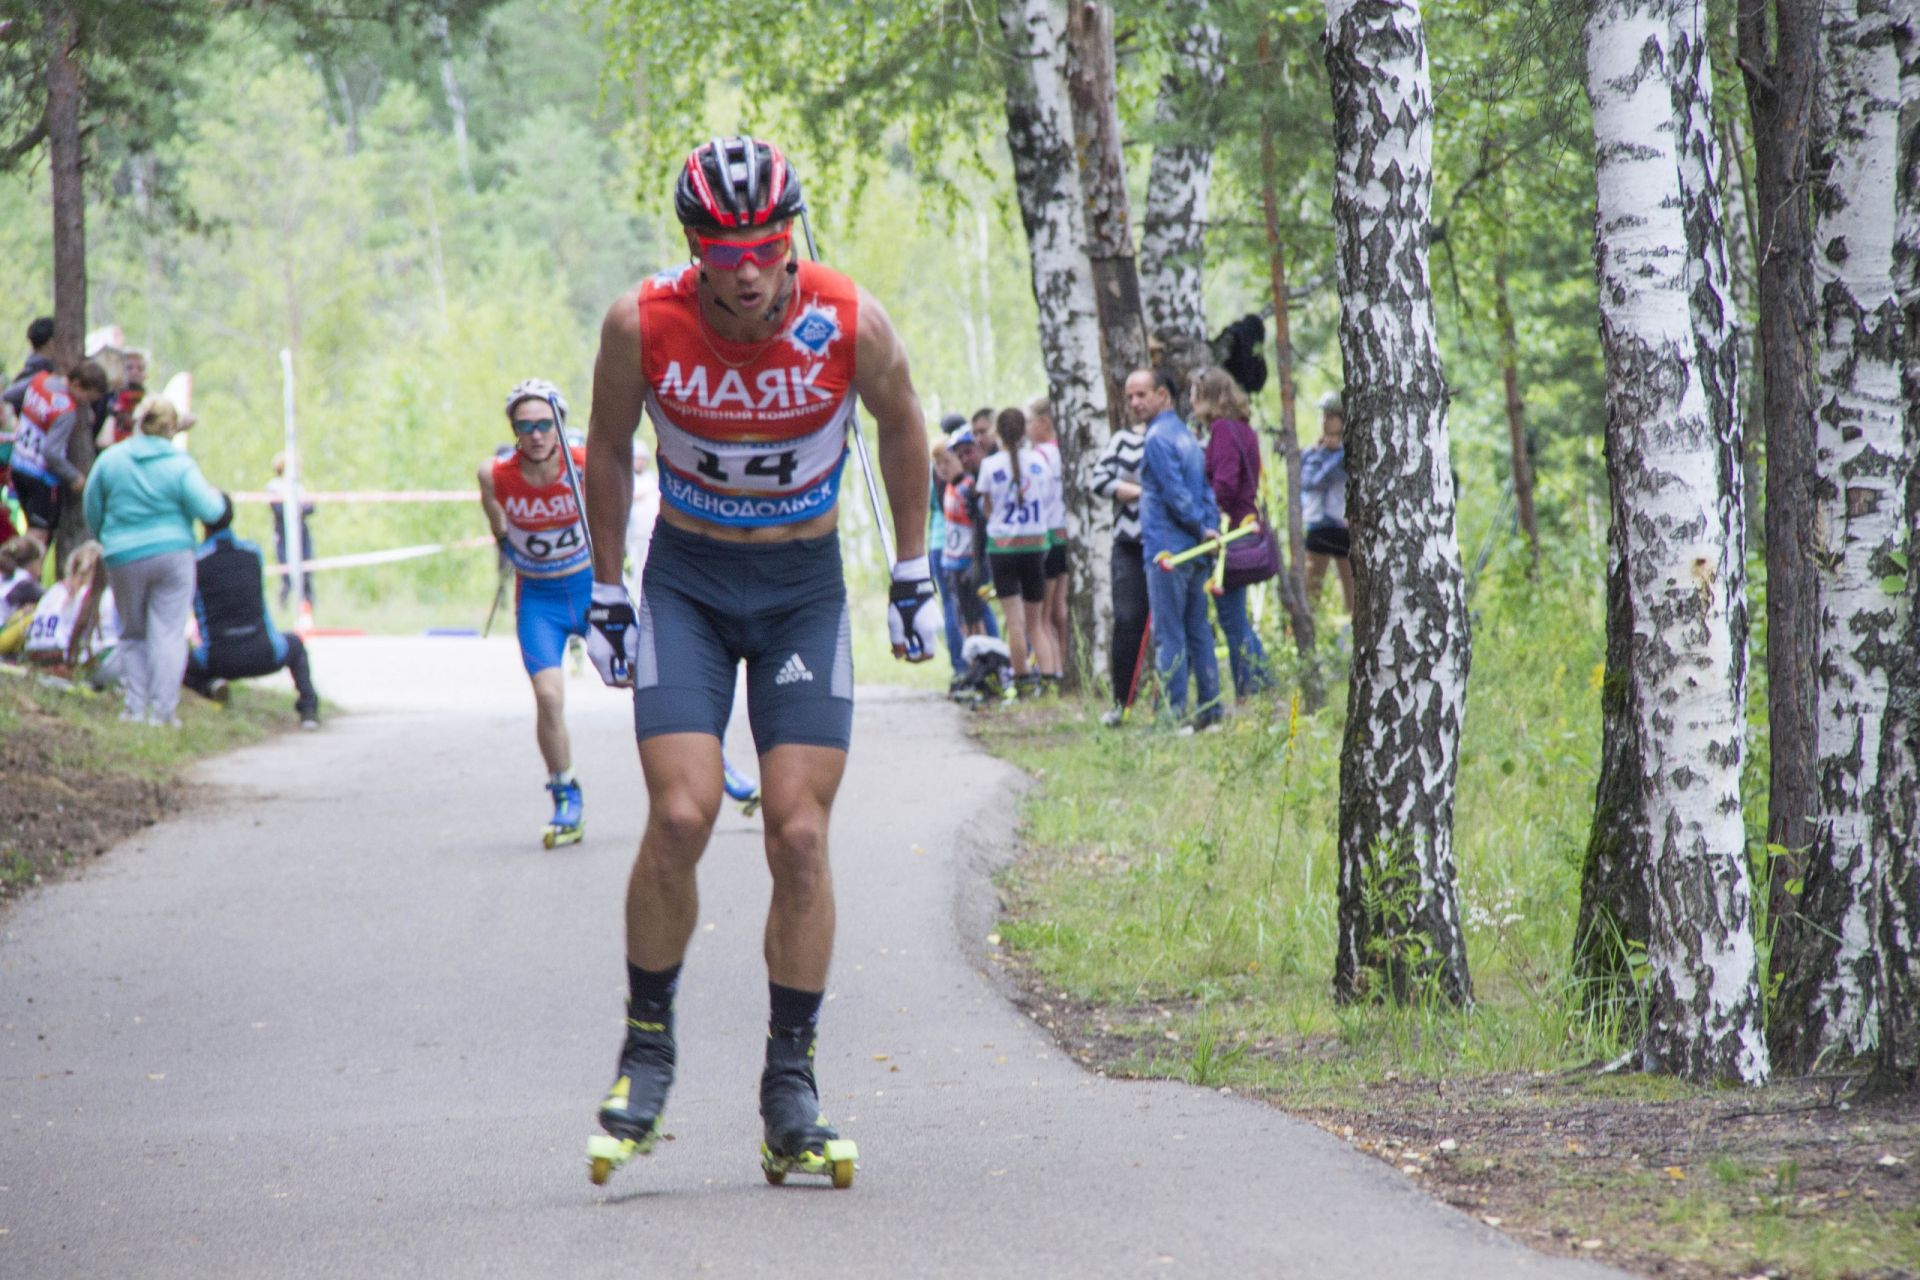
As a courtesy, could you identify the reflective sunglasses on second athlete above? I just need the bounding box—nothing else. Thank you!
[513,418,557,436]
[696,231,792,271]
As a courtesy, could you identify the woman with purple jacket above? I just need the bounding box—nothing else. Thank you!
[1193,367,1274,700]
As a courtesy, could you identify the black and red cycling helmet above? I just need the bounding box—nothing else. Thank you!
[675,136,806,231]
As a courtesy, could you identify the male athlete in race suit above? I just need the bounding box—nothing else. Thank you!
[477,378,593,848]
[577,137,937,1188]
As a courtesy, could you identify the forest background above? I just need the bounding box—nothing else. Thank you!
[0,0,1596,636]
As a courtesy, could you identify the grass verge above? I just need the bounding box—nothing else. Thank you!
[972,571,1918,1280]
[0,669,288,910]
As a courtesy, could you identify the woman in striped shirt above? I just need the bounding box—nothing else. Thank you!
[1091,416,1147,722]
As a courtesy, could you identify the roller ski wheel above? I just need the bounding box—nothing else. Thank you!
[543,779,583,850]
[760,1029,854,1189]
[760,1136,858,1188]
[587,1130,657,1186]
[588,1011,675,1185]
[722,757,761,817]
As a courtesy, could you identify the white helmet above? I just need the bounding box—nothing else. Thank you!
[504,377,568,424]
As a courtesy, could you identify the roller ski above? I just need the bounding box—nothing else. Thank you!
[758,1028,857,1189]
[542,778,583,849]
[587,1009,675,1186]
[722,756,762,817]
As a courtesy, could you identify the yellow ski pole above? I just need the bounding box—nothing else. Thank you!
[1153,514,1258,572]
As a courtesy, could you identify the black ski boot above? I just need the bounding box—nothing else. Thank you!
[586,1006,675,1185]
[758,1028,858,1188]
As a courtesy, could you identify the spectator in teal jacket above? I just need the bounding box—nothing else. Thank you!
[81,396,226,726]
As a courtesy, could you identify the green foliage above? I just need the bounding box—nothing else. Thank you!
[984,559,1619,1092]
[597,0,1009,208]
[3,5,1055,627]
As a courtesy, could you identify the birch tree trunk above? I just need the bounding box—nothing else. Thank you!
[1324,0,1472,1007]
[1771,0,1907,1073]
[1774,0,1912,1074]
[1716,88,1769,550]
[1582,0,1767,1084]
[1140,1,1224,378]
[1740,0,1823,911]
[432,14,477,196]
[1868,0,1919,1091]
[1067,0,1151,421]
[1000,0,1115,663]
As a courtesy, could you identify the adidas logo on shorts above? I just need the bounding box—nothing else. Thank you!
[775,653,814,686]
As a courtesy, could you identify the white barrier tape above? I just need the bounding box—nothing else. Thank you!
[233,490,478,504]
[265,535,494,576]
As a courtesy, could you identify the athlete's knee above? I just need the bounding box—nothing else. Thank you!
[531,666,566,704]
[764,809,830,888]
[645,788,721,851]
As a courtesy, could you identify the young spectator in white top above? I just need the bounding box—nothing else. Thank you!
[24,539,121,687]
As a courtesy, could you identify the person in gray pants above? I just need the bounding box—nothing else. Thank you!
[82,397,226,726]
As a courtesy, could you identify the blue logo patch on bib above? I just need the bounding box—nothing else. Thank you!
[786,304,842,358]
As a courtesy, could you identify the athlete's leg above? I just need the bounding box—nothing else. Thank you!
[1021,555,1057,675]
[1024,599,1059,675]
[757,743,847,988]
[1045,572,1068,675]
[627,732,726,970]
[531,667,569,774]
[1305,550,1330,603]
[990,553,1031,676]
[1000,593,1029,676]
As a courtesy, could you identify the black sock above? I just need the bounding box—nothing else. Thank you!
[768,982,824,1039]
[627,961,681,1020]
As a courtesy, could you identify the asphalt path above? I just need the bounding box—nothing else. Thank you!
[1,637,1624,1279]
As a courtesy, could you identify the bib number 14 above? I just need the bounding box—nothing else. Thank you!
[695,449,799,488]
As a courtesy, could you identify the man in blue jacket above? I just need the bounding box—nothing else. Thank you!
[1130,367,1222,731]
[182,500,321,728]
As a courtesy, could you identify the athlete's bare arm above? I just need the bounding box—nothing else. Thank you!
[852,287,928,565]
[477,461,506,539]
[586,286,646,585]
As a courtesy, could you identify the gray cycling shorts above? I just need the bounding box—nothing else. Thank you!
[630,519,854,753]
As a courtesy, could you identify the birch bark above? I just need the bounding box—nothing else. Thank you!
[1000,0,1115,659]
[1868,0,1919,1089]
[432,14,476,196]
[1324,0,1472,1007]
[1067,0,1151,425]
[1582,0,1766,1084]
[1140,2,1224,376]
[1773,0,1907,1071]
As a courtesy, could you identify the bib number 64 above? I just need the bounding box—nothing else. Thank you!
[525,525,582,559]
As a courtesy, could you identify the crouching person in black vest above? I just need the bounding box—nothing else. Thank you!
[184,497,321,728]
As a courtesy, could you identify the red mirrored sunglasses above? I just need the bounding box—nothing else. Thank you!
[696,231,792,271]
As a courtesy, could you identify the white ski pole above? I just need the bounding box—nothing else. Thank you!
[550,392,626,682]
[799,211,897,570]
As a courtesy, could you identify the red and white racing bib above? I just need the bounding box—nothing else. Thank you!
[638,261,860,529]
[493,449,589,578]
